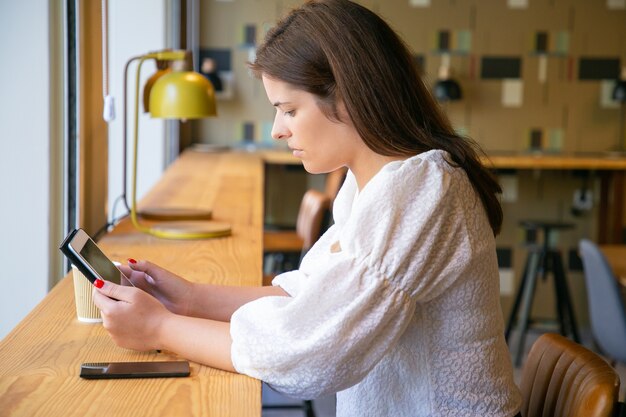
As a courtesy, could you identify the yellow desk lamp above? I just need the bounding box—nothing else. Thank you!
[124,50,230,239]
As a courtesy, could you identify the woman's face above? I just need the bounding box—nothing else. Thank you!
[262,75,363,174]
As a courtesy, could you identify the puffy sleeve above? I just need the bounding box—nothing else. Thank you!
[230,151,489,398]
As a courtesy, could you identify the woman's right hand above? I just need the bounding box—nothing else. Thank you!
[118,259,194,316]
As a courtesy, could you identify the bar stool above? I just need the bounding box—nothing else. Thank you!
[505,220,580,366]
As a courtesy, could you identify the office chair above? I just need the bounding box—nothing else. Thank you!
[519,333,623,417]
[578,239,626,365]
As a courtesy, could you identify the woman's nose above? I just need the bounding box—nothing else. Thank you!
[271,115,290,140]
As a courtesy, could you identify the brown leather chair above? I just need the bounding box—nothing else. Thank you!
[520,333,622,417]
[263,189,331,285]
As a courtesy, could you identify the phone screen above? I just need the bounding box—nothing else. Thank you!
[79,238,123,285]
[60,229,132,286]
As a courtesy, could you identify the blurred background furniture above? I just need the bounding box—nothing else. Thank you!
[519,333,622,417]
[578,239,626,366]
[263,167,346,284]
[263,189,331,285]
[506,220,580,366]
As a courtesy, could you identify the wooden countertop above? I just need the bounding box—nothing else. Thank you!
[261,149,626,170]
[0,151,264,417]
[484,152,626,170]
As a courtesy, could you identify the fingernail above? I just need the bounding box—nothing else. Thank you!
[128,258,137,264]
[94,279,104,289]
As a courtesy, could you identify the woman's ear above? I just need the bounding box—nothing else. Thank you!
[335,98,354,126]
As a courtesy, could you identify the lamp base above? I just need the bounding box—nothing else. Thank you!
[138,207,213,221]
[148,221,231,239]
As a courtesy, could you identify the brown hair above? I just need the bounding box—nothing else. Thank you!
[249,0,503,235]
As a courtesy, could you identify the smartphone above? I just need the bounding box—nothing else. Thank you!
[80,361,190,379]
[59,228,133,287]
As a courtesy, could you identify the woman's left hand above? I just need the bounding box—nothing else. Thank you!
[92,280,169,351]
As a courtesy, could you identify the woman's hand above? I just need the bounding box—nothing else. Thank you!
[92,280,170,352]
[118,259,194,316]
[93,279,237,372]
[115,258,289,323]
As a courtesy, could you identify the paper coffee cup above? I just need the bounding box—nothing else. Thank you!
[72,265,102,323]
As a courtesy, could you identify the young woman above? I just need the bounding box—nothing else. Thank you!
[94,1,522,415]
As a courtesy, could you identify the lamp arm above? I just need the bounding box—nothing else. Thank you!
[122,54,147,214]
[130,56,154,235]
[122,51,187,214]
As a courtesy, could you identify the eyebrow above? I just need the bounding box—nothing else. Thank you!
[272,101,291,107]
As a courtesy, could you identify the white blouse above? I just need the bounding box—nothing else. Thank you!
[230,150,522,417]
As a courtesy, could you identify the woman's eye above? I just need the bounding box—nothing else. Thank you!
[284,110,295,117]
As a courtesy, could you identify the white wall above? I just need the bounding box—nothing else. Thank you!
[107,0,168,222]
[0,0,53,339]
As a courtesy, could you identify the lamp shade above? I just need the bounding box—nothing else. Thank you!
[143,66,171,113]
[149,71,217,119]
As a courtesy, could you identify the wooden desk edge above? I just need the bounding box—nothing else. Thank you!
[260,149,626,170]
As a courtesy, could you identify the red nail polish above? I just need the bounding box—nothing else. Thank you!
[94,279,104,288]
[128,258,137,264]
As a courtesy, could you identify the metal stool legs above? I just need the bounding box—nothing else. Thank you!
[507,249,543,367]
[506,224,580,366]
[551,252,580,342]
